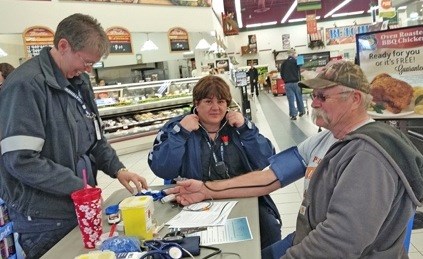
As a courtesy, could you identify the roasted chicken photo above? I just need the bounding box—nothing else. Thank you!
[370,73,413,114]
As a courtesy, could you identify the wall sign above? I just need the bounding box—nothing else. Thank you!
[106,27,133,54]
[168,27,190,52]
[23,26,54,58]
[247,59,258,66]
[326,24,370,45]
[248,34,257,54]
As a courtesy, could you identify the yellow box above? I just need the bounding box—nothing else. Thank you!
[119,196,154,240]
[75,250,116,259]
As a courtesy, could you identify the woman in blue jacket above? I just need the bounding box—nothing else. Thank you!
[148,75,281,249]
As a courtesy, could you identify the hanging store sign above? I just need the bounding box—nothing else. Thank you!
[222,12,239,36]
[306,14,317,34]
[168,27,190,52]
[379,0,396,19]
[297,0,321,11]
[106,27,133,54]
[326,24,370,45]
[23,26,54,58]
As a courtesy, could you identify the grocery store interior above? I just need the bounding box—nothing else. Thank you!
[1,0,423,258]
[96,92,423,259]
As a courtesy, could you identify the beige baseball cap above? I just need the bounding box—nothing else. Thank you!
[298,61,370,94]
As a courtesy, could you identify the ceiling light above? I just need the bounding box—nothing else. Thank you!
[324,0,352,18]
[209,42,218,52]
[235,0,243,28]
[140,33,158,51]
[0,48,7,57]
[246,21,277,28]
[195,37,211,50]
[331,10,365,18]
[281,0,298,23]
[397,6,407,10]
[409,12,419,20]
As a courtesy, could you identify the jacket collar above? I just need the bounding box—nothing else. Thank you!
[38,47,69,90]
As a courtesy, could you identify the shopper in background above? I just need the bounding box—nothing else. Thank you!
[0,13,147,258]
[168,61,423,258]
[98,79,106,86]
[248,62,259,96]
[148,75,282,249]
[0,63,15,88]
[280,49,305,120]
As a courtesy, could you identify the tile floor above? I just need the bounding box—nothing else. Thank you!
[97,91,423,258]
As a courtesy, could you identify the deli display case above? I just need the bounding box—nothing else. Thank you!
[93,77,199,154]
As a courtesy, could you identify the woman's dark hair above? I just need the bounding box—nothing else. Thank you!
[0,63,15,79]
[192,75,232,106]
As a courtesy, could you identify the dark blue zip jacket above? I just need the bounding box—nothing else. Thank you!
[148,115,275,181]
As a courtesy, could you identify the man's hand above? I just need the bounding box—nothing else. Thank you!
[180,114,200,132]
[117,170,148,194]
[226,111,245,128]
[165,179,207,206]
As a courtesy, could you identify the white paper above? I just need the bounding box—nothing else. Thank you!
[166,201,237,228]
[187,217,253,245]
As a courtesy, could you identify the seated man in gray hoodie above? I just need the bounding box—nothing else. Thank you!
[168,61,423,258]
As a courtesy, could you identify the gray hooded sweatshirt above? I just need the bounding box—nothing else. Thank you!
[283,122,423,258]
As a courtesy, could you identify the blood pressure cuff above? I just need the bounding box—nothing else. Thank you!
[179,236,200,257]
[149,236,200,259]
[268,146,306,187]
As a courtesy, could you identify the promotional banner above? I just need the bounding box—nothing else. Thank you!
[357,25,423,117]
[357,25,423,83]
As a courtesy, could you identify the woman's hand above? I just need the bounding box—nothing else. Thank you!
[226,111,245,128]
[117,170,148,194]
[180,114,200,132]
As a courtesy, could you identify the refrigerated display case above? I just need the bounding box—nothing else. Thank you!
[93,77,199,154]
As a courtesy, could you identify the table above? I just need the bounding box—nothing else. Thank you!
[42,188,261,258]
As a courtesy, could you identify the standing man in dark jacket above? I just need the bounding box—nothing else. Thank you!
[280,49,305,120]
[0,13,147,258]
[248,63,259,96]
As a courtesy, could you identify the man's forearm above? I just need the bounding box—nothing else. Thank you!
[204,169,281,199]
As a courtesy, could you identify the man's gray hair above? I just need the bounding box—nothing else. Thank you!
[338,85,373,109]
[287,48,296,56]
[54,13,110,58]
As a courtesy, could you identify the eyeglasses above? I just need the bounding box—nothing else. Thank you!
[311,91,353,102]
[77,53,94,67]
